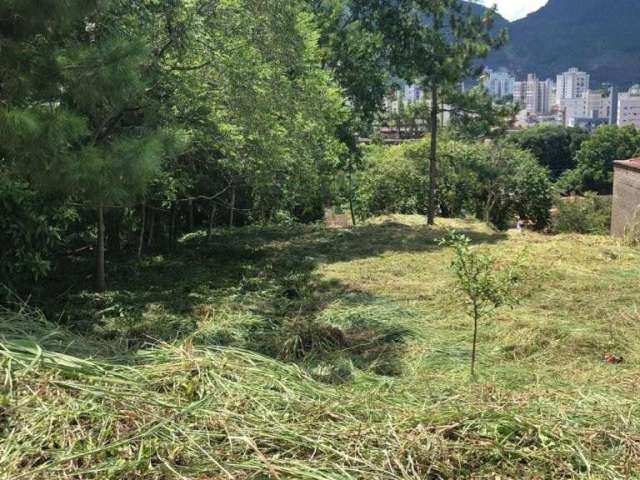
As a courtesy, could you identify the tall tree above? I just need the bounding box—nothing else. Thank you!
[398,1,506,225]
[0,1,170,290]
[314,0,506,225]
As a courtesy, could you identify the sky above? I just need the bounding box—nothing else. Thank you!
[477,0,549,21]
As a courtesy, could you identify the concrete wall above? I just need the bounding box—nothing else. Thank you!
[611,163,640,236]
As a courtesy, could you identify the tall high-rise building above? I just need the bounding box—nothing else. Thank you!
[563,98,589,126]
[556,68,590,126]
[513,81,527,107]
[608,86,619,125]
[526,74,540,114]
[587,90,612,119]
[483,68,515,98]
[538,79,555,115]
[515,74,555,116]
[556,67,590,104]
[617,85,640,128]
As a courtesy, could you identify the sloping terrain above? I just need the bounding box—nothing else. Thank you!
[2,216,640,479]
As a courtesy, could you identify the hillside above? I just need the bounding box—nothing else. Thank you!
[3,216,640,478]
[466,1,509,29]
[486,0,640,87]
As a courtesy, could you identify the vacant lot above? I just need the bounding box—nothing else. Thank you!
[2,216,640,479]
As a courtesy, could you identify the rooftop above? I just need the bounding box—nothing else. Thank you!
[614,158,640,171]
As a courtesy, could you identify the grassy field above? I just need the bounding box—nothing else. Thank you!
[2,215,640,479]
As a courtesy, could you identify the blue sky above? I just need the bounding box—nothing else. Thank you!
[477,0,549,21]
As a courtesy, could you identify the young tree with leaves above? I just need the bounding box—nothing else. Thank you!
[444,231,520,376]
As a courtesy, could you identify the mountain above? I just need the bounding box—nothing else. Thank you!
[464,2,510,31]
[485,0,640,88]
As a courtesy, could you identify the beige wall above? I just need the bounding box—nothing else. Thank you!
[612,164,640,236]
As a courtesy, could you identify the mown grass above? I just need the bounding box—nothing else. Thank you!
[2,215,640,479]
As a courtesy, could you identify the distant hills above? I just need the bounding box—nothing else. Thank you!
[468,0,640,88]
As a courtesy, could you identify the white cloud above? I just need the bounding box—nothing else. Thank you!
[477,0,549,21]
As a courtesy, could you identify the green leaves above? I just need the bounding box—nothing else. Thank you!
[561,125,640,194]
[356,139,553,230]
[507,125,588,179]
[444,230,518,314]
[443,230,521,375]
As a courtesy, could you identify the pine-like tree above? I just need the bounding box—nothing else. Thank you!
[0,1,167,290]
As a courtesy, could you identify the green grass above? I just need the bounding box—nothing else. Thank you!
[2,215,640,479]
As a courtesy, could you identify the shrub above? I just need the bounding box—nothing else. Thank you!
[553,193,611,234]
[468,144,552,230]
[0,176,75,287]
[355,138,553,230]
[355,143,426,216]
[506,125,588,179]
[559,125,640,194]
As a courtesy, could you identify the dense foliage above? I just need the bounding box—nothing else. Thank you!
[0,0,524,291]
[0,176,74,286]
[553,194,612,235]
[507,125,588,179]
[356,139,552,230]
[0,0,347,288]
[558,125,640,194]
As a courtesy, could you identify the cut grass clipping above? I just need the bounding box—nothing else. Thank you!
[2,216,640,479]
[2,306,640,479]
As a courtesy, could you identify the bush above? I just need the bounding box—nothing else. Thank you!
[0,176,75,287]
[559,125,640,194]
[355,143,426,216]
[355,139,553,230]
[506,125,588,179]
[553,193,611,234]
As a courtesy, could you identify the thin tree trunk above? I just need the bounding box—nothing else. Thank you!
[137,202,146,259]
[427,85,438,226]
[348,169,357,227]
[96,203,106,292]
[471,303,479,377]
[106,208,122,255]
[229,185,236,227]
[170,202,177,250]
[188,199,195,231]
[208,201,218,242]
[147,210,155,248]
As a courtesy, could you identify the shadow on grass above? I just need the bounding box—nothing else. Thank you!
[16,219,506,374]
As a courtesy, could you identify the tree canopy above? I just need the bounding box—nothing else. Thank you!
[559,125,640,194]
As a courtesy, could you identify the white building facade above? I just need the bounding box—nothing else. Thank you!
[483,69,515,98]
[618,85,640,128]
[556,67,590,104]
[587,90,612,119]
[555,68,590,126]
[515,74,555,116]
